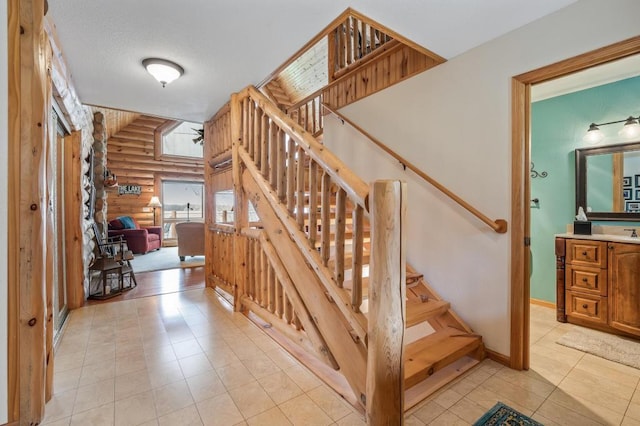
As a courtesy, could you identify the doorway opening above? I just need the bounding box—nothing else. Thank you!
[510,36,640,370]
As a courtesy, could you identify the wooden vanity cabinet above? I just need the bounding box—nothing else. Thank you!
[556,237,640,338]
[608,242,640,337]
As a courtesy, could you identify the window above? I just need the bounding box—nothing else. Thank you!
[162,121,203,159]
[214,189,259,224]
[162,180,204,240]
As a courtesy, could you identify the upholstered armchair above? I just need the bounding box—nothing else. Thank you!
[108,216,162,254]
[175,222,205,260]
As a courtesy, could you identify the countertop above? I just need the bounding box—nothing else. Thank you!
[556,233,640,244]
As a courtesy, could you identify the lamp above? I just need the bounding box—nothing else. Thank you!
[147,196,162,226]
[142,58,184,88]
[619,116,640,139]
[583,123,604,144]
[583,115,640,144]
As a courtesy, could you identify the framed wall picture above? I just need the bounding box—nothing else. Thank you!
[624,176,632,187]
[624,189,632,200]
[635,174,640,188]
[626,201,640,212]
[636,189,640,200]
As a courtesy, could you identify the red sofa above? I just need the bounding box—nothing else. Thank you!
[108,216,162,254]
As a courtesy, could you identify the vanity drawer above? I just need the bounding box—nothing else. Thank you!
[566,265,607,296]
[566,292,607,324]
[566,240,607,268]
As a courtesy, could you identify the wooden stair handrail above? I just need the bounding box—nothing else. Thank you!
[323,103,508,234]
[245,86,370,211]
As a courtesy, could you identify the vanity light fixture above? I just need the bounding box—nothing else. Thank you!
[583,115,640,144]
[619,116,640,139]
[583,123,604,144]
[142,58,184,88]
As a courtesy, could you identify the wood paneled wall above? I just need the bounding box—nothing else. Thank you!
[93,106,140,140]
[204,103,234,290]
[106,116,205,227]
[323,42,440,111]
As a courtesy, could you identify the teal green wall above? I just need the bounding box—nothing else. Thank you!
[531,76,640,302]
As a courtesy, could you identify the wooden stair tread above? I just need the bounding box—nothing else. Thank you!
[343,276,369,293]
[406,299,450,328]
[327,253,370,269]
[404,327,482,389]
[406,272,423,286]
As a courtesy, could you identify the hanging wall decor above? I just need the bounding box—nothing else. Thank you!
[530,162,548,178]
[118,184,142,195]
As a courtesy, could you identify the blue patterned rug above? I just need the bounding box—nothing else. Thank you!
[473,402,543,425]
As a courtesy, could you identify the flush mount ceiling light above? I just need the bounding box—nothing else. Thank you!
[583,115,640,144]
[142,58,184,88]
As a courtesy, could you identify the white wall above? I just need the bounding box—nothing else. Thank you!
[324,0,640,355]
[1,0,9,422]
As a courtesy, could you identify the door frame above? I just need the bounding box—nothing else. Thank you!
[510,35,640,370]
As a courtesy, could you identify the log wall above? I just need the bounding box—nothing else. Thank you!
[93,111,108,233]
[45,17,96,306]
[106,116,205,226]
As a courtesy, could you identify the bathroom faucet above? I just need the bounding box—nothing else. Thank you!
[624,228,638,238]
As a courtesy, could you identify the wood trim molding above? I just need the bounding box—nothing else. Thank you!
[153,119,181,161]
[514,36,640,83]
[510,35,640,372]
[7,0,20,421]
[64,131,86,309]
[485,348,510,368]
[530,298,556,309]
[510,78,528,371]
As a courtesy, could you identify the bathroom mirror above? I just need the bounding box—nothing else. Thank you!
[576,141,640,221]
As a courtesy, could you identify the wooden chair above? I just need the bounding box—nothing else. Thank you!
[89,223,137,299]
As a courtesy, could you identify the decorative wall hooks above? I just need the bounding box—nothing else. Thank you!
[531,162,548,179]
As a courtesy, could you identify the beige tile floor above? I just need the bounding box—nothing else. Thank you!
[43,290,640,425]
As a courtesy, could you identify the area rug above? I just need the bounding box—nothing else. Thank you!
[556,327,640,369]
[129,246,205,273]
[473,402,542,426]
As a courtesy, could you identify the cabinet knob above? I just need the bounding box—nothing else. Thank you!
[582,304,588,309]
[582,278,588,282]
[582,251,588,256]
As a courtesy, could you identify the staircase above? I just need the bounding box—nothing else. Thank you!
[304,168,484,409]
[211,86,485,417]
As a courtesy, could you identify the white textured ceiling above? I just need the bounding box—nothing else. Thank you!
[48,0,577,123]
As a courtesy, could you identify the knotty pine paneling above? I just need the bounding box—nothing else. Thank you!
[93,106,140,140]
[106,115,205,227]
[323,44,440,111]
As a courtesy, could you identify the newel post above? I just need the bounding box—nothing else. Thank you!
[367,180,406,424]
[231,93,247,311]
